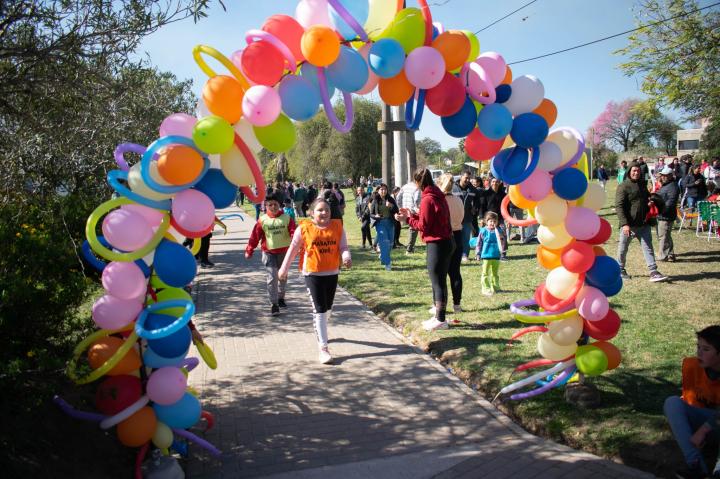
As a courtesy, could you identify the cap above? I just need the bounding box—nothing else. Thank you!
[660,166,674,176]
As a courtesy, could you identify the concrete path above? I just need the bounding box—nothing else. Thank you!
[185,206,653,479]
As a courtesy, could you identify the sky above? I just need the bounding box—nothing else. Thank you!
[137,0,686,150]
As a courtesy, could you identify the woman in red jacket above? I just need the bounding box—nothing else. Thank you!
[396,168,453,331]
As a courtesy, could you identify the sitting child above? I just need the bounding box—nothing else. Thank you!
[664,325,720,478]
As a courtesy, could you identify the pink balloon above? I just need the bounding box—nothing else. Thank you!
[295,0,332,29]
[575,285,610,322]
[102,209,153,251]
[463,62,496,105]
[404,46,445,90]
[242,85,282,127]
[159,113,197,138]
[475,52,506,87]
[147,367,187,405]
[565,207,601,240]
[171,189,215,234]
[356,44,379,95]
[102,261,146,300]
[92,294,144,330]
[229,50,257,87]
[519,169,552,202]
[121,204,164,228]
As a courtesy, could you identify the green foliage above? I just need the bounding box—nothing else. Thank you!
[701,118,720,159]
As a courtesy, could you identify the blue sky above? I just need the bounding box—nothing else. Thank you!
[138,0,678,150]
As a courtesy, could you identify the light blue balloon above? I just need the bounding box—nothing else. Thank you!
[329,0,370,40]
[143,346,189,368]
[477,103,513,141]
[326,46,369,93]
[279,76,320,121]
[153,392,201,429]
[300,63,336,99]
[368,38,406,78]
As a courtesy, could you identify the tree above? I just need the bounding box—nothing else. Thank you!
[616,0,720,121]
[590,99,677,152]
[416,137,442,166]
[701,118,720,159]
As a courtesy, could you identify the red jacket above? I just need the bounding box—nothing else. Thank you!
[246,212,297,256]
[407,185,452,242]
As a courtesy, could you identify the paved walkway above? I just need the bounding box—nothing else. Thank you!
[186,206,653,479]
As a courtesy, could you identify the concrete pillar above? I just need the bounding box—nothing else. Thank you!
[392,105,407,188]
[406,129,417,183]
[380,103,392,185]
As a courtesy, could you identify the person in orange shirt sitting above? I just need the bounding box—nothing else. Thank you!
[278,198,351,364]
[664,326,720,478]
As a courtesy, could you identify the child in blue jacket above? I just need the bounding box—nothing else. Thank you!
[475,211,506,295]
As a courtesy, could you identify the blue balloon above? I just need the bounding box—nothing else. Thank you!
[552,167,588,200]
[143,346,188,368]
[495,84,512,103]
[441,97,477,138]
[329,0,369,40]
[477,103,513,140]
[586,276,623,297]
[586,256,622,288]
[300,63,336,99]
[279,76,320,121]
[153,392,201,429]
[326,46,369,92]
[510,112,549,148]
[146,313,192,358]
[368,38,406,78]
[154,239,197,288]
[194,169,236,209]
[432,25,439,40]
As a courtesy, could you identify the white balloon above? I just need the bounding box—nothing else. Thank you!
[233,118,263,153]
[548,315,584,346]
[537,141,563,171]
[195,97,211,119]
[547,129,579,167]
[538,332,578,361]
[545,266,579,299]
[128,164,173,201]
[503,75,544,117]
[534,194,568,226]
[537,223,574,250]
[581,182,607,211]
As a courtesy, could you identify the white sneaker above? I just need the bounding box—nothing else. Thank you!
[453,304,463,313]
[428,306,436,315]
[319,347,333,364]
[385,264,392,271]
[423,318,449,331]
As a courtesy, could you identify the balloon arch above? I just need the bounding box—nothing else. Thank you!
[56,0,624,469]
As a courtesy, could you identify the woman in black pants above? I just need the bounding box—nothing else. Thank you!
[437,173,464,318]
[396,168,454,331]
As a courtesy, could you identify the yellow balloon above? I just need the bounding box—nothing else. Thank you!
[462,30,480,62]
[128,164,174,202]
[366,0,399,40]
[581,182,607,211]
[537,224,574,250]
[545,266,579,299]
[538,332,578,361]
[152,422,174,449]
[534,194,568,226]
[548,315,584,346]
[502,135,516,149]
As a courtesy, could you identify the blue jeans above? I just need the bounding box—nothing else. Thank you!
[461,222,473,258]
[664,396,719,473]
[375,219,394,266]
[616,224,658,273]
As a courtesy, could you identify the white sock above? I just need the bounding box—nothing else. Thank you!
[313,312,328,349]
[326,309,332,322]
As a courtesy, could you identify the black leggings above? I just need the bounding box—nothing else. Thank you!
[360,223,372,247]
[304,274,338,313]
[426,239,454,312]
[448,230,463,305]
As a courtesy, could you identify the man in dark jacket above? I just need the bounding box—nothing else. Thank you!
[656,166,680,262]
[452,171,481,261]
[616,163,668,282]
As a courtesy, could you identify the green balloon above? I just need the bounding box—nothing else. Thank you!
[462,30,480,62]
[150,273,170,290]
[575,345,609,377]
[151,287,193,317]
[192,115,234,154]
[253,114,296,153]
[377,8,425,54]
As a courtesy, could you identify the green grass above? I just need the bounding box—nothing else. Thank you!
[336,183,720,475]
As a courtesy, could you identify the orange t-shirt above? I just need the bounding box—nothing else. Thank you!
[299,219,343,273]
[681,357,720,409]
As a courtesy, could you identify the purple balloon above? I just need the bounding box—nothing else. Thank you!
[509,366,575,400]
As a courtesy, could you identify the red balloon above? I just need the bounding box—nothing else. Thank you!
[561,241,595,273]
[465,128,505,161]
[241,41,285,86]
[584,309,621,340]
[95,375,142,415]
[262,14,306,63]
[585,218,612,245]
[425,72,466,117]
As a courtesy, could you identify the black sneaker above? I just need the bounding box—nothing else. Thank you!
[649,271,668,283]
[200,260,214,268]
[620,268,631,280]
[675,465,706,479]
[271,304,280,316]
[278,298,287,308]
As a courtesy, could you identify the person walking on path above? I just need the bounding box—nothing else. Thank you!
[396,168,453,331]
[452,170,480,262]
[656,166,680,263]
[293,183,307,218]
[396,179,421,254]
[479,177,509,260]
[664,325,720,479]
[597,165,610,191]
[245,193,297,317]
[615,163,668,283]
[437,173,464,318]
[278,198,351,364]
[355,186,373,249]
[476,212,506,295]
[617,160,628,184]
[370,184,398,271]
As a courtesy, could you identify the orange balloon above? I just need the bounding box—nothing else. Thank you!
[536,245,562,270]
[88,337,141,376]
[379,71,415,106]
[592,246,607,256]
[593,341,622,370]
[202,75,244,124]
[508,185,537,210]
[501,65,512,85]
[301,26,340,67]
[431,30,470,72]
[157,145,204,185]
[117,407,157,447]
[533,99,558,128]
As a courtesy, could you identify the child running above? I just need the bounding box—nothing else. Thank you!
[279,198,352,364]
[245,193,296,317]
[475,211,506,295]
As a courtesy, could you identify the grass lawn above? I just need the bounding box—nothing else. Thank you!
[332,182,720,477]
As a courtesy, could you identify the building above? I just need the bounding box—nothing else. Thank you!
[676,119,709,157]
